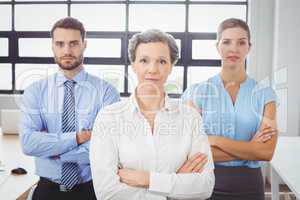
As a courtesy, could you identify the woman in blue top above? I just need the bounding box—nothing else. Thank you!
[182,18,278,200]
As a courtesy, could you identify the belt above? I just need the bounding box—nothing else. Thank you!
[39,177,91,192]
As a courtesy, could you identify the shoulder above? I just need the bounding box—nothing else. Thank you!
[249,77,276,96]
[85,72,114,88]
[85,72,119,95]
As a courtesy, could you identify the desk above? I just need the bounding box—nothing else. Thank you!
[0,132,38,200]
[271,136,300,200]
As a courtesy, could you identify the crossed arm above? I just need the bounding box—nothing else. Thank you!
[19,86,91,164]
[186,100,278,162]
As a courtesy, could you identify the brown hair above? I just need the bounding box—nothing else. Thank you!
[51,17,86,41]
[217,18,251,46]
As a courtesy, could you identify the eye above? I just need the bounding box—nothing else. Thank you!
[222,40,230,45]
[159,59,167,65]
[55,42,64,48]
[139,58,147,64]
[238,41,247,46]
[70,41,79,47]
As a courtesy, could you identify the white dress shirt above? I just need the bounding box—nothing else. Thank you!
[90,93,215,200]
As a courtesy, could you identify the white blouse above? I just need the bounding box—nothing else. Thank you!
[90,94,215,200]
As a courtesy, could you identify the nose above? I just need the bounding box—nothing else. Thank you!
[229,42,238,52]
[147,62,159,74]
[62,44,72,55]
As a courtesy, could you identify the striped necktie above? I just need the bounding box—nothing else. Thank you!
[61,80,80,189]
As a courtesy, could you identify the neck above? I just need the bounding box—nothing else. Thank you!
[62,65,83,79]
[220,65,247,84]
[135,87,165,112]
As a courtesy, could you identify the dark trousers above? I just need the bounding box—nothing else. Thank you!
[32,177,97,200]
[207,166,264,200]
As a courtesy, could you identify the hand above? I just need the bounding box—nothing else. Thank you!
[118,168,149,188]
[76,130,91,145]
[177,152,208,173]
[252,126,277,143]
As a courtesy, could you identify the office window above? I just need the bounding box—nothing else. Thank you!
[192,40,220,59]
[165,67,184,94]
[71,4,126,31]
[85,39,121,58]
[187,66,221,87]
[0,0,247,95]
[19,38,52,57]
[15,64,58,90]
[15,5,67,31]
[0,38,9,57]
[0,64,12,90]
[0,5,11,31]
[189,5,246,32]
[129,5,185,32]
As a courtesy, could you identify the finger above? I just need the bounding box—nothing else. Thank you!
[192,157,208,173]
[260,128,277,135]
[257,127,274,136]
[261,135,272,142]
[187,154,207,172]
[184,153,203,167]
[258,131,277,140]
[256,129,276,139]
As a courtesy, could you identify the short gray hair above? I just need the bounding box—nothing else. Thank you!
[128,29,179,65]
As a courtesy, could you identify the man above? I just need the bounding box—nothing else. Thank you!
[19,17,120,200]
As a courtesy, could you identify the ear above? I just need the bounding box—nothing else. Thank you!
[51,40,55,53]
[216,42,220,54]
[248,42,252,52]
[83,40,87,50]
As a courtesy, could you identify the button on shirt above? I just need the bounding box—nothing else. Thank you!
[90,93,215,200]
[182,74,277,168]
[20,69,120,184]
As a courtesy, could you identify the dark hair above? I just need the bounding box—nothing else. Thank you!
[128,29,179,65]
[51,17,86,41]
[217,18,251,46]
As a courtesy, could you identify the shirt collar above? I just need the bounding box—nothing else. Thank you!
[128,89,178,114]
[55,67,87,87]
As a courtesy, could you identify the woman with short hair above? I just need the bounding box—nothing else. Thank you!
[90,29,215,200]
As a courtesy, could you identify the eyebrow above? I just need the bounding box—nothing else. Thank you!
[54,40,79,43]
[222,37,248,40]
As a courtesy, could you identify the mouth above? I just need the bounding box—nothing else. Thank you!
[61,57,75,61]
[145,78,160,82]
[227,56,240,62]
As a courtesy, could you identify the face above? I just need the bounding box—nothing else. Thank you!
[52,28,86,71]
[217,27,250,71]
[132,42,172,93]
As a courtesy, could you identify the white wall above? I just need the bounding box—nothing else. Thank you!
[272,0,300,136]
[248,0,300,136]
[247,0,275,82]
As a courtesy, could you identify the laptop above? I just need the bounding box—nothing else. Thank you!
[0,109,20,135]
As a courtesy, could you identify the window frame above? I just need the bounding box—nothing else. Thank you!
[0,0,248,97]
